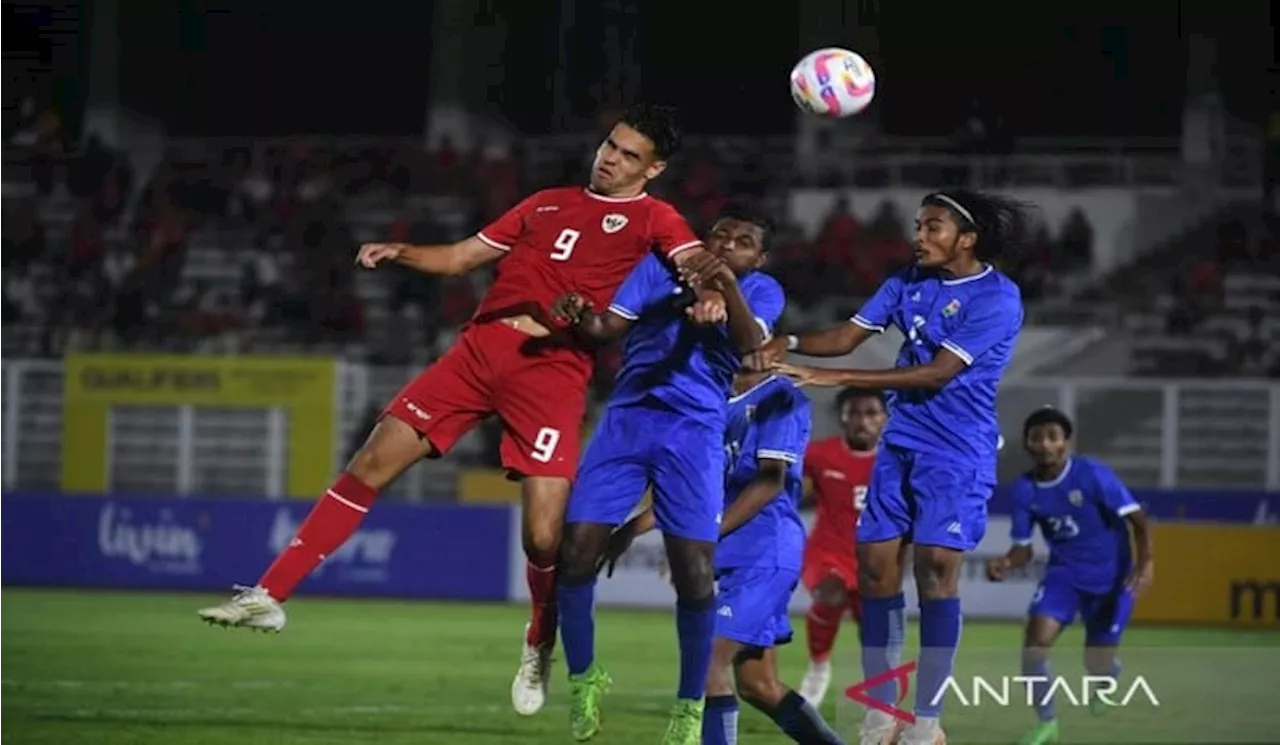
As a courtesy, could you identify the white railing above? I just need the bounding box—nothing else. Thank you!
[3,359,1277,495]
[993,378,1280,490]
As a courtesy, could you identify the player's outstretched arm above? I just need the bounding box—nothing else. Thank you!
[551,292,634,344]
[745,323,875,372]
[719,459,788,536]
[356,235,504,277]
[773,349,966,391]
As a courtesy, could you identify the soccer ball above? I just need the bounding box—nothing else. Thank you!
[789,48,876,118]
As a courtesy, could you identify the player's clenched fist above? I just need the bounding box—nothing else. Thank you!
[676,251,734,290]
[685,289,727,324]
[985,556,1012,582]
[356,243,406,268]
[551,292,589,324]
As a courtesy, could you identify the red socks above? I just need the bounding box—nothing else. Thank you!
[259,473,378,601]
[525,557,558,650]
[805,601,846,663]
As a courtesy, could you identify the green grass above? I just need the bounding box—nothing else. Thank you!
[2,589,1277,744]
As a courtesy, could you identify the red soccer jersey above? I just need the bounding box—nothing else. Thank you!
[472,187,702,326]
[804,436,877,559]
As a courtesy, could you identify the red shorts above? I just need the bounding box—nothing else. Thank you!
[383,321,592,479]
[802,544,858,594]
[802,546,862,621]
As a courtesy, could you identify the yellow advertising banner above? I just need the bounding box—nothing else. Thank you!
[62,354,336,497]
[1132,523,1279,628]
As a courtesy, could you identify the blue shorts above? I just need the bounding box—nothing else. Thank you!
[857,443,993,551]
[1029,572,1135,645]
[714,566,798,648]
[567,401,724,543]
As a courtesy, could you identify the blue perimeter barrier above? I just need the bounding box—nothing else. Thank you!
[1,489,1273,599]
[1,492,512,600]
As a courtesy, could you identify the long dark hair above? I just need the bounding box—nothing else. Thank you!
[921,189,1037,261]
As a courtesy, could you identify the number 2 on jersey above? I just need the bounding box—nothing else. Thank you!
[853,485,868,527]
[551,229,580,261]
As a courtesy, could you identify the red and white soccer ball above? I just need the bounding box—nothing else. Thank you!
[789,47,876,118]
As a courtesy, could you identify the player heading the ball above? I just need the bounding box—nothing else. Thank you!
[756,189,1033,745]
[198,103,720,720]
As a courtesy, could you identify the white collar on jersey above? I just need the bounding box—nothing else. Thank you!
[729,375,782,404]
[1034,457,1074,488]
[940,264,994,286]
[583,188,649,203]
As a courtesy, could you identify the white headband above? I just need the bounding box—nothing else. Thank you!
[931,193,975,225]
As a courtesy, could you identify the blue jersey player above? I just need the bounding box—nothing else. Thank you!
[550,205,785,744]
[750,190,1031,745]
[986,408,1154,745]
[603,372,846,745]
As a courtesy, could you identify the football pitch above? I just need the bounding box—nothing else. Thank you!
[3,589,1277,745]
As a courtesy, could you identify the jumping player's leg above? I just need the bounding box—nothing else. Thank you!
[556,406,652,740]
[800,567,851,706]
[650,412,725,742]
[197,348,490,631]
[854,445,913,743]
[904,454,993,744]
[494,346,589,657]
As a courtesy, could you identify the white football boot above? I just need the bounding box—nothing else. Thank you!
[510,622,553,716]
[799,659,833,706]
[197,585,286,632]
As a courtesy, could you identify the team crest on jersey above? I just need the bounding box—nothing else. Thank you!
[942,299,962,317]
[1068,489,1084,506]
[601,213,628,234]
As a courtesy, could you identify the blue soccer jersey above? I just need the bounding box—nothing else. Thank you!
[1009,456,1141,593]
[854,265,1023,551]
[717,375,812,572]
[606,253,786,422]
[852,265,1023,468]
[567,255,787,543]
[714,375,811,648]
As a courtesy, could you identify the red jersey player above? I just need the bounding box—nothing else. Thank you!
[797,387,887,707]
[197,105,719,717]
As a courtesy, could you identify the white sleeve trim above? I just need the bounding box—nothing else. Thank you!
[1115,503,1141,517]
[754,317,772,341]
[476,232,512,252]
[665,240,703,259]
[756,449,799,463]
[1011,537,1034,546]
[851,315,885,333]
[940,339,974,365]
[607,303,639,320]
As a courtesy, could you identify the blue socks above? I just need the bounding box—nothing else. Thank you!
[1022,651,1056,722]
[675,598,715,700]
[772,690,846,744]
[916,597,962,718]
[702,695,740,745]
[859,593,908,706]
[557,578,596,675]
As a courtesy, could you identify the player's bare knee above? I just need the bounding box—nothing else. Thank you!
[913,546,962,599]
[521,514,562,562]
[665,537,716,602]
[346,417,433,488]
[812,577,849,608]
[558,522,610,583]
[734,668,786,710]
